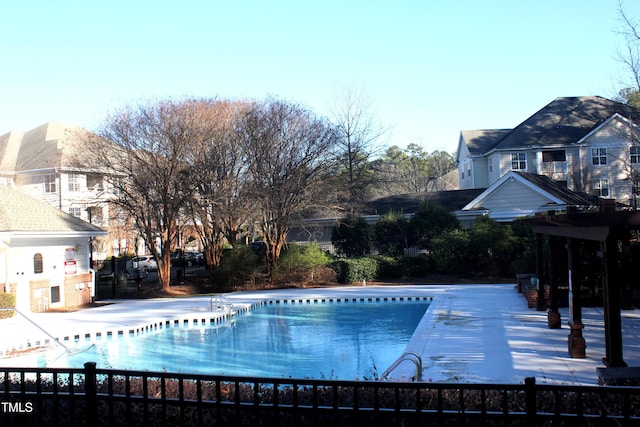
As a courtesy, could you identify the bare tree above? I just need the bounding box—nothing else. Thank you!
[86,99,207,292]
[187,99,252,284]
[616,2,640,107]
[331,85,386,212]
[239,99,339,277]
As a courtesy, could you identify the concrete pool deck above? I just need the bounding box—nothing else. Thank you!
[1,283,639,385]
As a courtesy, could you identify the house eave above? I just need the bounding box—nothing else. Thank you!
[0,230,107,240]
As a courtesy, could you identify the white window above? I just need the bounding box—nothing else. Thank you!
[631,146,640,164]
[68,173,82,191]
[510,153,526,170]
[44,174,56,193]
[592,148,607,166]
[69,207,82,217]
[593,179,610,197]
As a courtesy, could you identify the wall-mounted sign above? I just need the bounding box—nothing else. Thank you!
[65,247,76,261]
[64,260,77,275]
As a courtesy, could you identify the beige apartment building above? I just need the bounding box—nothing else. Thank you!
[457,96,640,208]
[0,122,136,260]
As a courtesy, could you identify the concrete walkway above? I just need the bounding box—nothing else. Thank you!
[1,284,638,385]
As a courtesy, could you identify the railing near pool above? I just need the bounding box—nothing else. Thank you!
[380,351,423,381]
[209,295,235,314]
[2,362,640,426]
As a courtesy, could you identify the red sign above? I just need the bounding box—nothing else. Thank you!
[64,260,77,275]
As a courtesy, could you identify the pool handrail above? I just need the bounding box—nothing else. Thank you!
[380,351,423,381]
[210,295,235,314]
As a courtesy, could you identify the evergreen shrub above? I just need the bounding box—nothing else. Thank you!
[330,258,379,283]
[214,246,265,287]
[400,254,432,277]
[374,256,404,278]
[277,243,331,273]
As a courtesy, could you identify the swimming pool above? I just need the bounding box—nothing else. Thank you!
[9,300,430,380]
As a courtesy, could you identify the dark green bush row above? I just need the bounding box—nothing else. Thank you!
[0,292,15,319]
[330,257,379,283]
[330,254,433,283]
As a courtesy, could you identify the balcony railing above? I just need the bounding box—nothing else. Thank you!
[541,161,568,174]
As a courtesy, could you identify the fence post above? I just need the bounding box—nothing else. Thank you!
[85,362,98,426]
[524,377,536,426]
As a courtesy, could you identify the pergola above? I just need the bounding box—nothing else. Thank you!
[525,201,639,383]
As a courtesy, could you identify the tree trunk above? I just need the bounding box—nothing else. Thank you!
[158,251,172,292]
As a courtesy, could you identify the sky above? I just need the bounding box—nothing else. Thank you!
[1,0,640,155]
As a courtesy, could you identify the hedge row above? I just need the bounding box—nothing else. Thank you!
[329,255,432,283]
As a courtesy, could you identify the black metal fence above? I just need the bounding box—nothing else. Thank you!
[2,362,640,426]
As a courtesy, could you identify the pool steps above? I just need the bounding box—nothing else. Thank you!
[1,295,433,356]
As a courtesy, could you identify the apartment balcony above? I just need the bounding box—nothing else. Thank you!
[540,161,568,180]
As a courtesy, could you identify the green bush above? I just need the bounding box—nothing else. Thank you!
[408,201,460,249]
[374,255,404,279]
[0,292,16,319]
[330,254,435,282]
[330,258,379,283]
[277,242,332,273]
[214,246,265,288]
[400,254,433,277]
[374,211,408,256]
[331,215,372,257]
[431,229,471,273]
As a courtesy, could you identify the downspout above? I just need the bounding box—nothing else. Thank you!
[55,168,62,210]
[577,145,584,192]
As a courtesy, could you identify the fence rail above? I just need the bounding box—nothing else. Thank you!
[2,362,640,426]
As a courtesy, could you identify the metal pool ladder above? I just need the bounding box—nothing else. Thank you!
[210,295,235,314]
[380,351,423,381]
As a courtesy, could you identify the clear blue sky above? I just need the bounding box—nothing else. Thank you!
[1,0,639,154]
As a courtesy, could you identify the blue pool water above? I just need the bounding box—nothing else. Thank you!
[21,301,429,380]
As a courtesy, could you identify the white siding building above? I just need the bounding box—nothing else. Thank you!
[456,97,640,207]
[0,185,106,312]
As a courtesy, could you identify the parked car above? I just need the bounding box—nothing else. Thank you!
[171,251,204,267]
[131,255,158,272]
[185,252,204,267]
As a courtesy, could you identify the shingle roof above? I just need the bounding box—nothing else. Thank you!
[460,129,511,156]
[472,96,640,154]
[513,172,597,206]
[362,189,486,215]
[0,122,87,172]
[0,185,106,234]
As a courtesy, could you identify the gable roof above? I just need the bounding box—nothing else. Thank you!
[0,185,106,235]
[460,171,596,222]
[466,96,640,155]
[459,129,512,157]
[512,172,597,206]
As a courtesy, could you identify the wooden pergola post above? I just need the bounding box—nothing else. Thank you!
[566,237,585,358]
[534,233,546,311]
[600,228,627,368]
[547,235,561,329]
[527,207,637,380]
